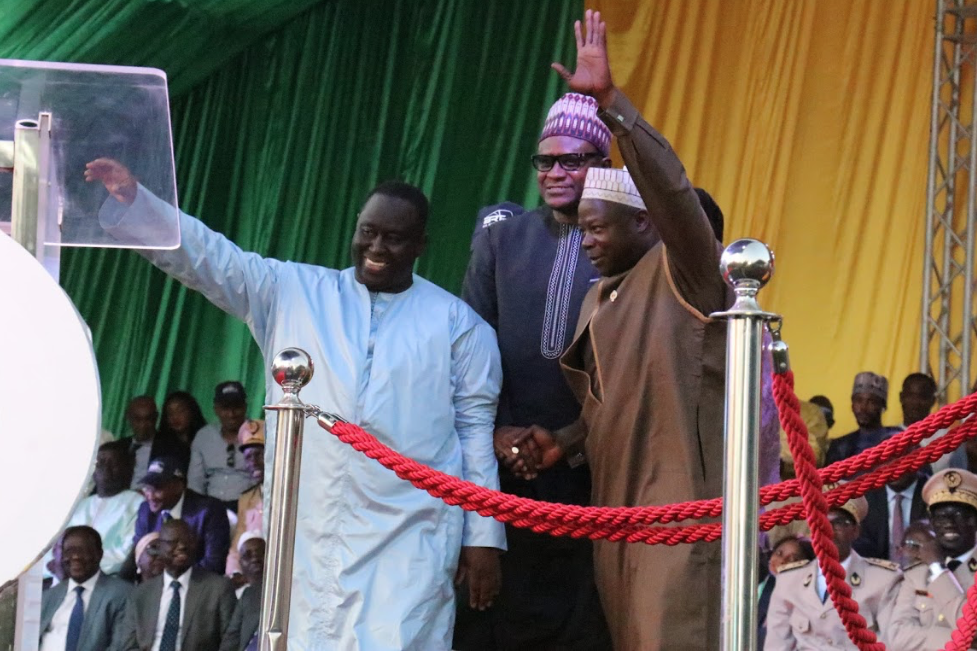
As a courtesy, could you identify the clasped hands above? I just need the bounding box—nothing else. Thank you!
[493,425,563,480]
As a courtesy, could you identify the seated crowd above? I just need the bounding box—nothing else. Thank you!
[41,382,266,651]
[41,365,977,651]
[759,370,977,650]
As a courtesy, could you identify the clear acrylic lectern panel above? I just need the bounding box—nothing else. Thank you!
[0,59,180,249]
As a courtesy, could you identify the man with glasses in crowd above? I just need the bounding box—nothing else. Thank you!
[887,468,977,649]
[122,395,193,488]
[188,381,253,512]
[456,92,612,649]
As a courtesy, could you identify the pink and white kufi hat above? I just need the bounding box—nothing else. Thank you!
[581,167,646,210]
[539,93,612,157]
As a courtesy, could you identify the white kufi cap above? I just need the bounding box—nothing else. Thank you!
[582,167,646,210]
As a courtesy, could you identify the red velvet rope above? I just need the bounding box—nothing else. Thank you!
[774,371,883,650]
[774,371,977,651]
[316,379,977,648]
[322,401,977,544]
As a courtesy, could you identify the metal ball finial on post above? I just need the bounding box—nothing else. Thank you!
[712,238,780,651]
[720,238,775,308]
[271,348,314,399]
[260,347,314,651]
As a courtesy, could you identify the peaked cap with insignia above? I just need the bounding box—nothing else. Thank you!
[924,469,977,511]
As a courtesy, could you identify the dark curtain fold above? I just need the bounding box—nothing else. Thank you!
[0,0,324,95]
[43,0,580,432]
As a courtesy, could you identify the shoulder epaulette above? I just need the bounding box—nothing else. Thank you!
[777,559,813,573]
[864,557,900,572]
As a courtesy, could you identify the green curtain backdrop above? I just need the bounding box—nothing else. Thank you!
[0,0,323,95]
[2,0,581,433]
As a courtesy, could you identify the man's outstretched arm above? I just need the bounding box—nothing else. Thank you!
[553,11,725,315]
[86,158,283,343]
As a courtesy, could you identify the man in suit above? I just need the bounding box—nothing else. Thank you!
[40,526,132,651]
[764,495,901,650]
[134,455,231,574]
[854,470,928,563]
[219,535,265,651]
[119,519,236,651]
[885,468,977,650]
[219,584,260,651]
[121,396,190,488]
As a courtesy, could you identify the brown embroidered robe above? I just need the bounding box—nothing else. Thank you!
[559,91,733,651]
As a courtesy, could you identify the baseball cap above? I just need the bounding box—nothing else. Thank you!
[138,456,186,488]
[214,381,247,406]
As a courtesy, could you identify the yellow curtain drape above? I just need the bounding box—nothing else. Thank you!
[592,0,934,437]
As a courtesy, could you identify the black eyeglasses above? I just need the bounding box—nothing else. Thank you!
[531,153,602,172]
[226,443,236,469]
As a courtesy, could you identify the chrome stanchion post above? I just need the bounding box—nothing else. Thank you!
[259,348,314,651]
[712,239,778,651]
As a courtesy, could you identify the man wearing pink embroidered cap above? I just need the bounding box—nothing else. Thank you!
[513,10,738,650]
[457,87,613,651]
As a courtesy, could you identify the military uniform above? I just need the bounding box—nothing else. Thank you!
[764,551,901,650]
[883,467,977,650]
[884,555,977,650]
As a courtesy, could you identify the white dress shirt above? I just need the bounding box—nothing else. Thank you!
[151,568,192,651]
[40,571,101,651]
